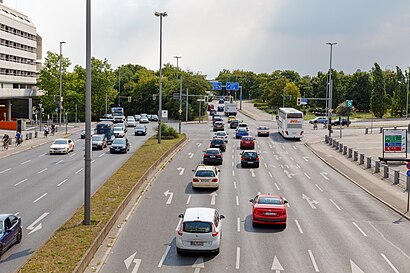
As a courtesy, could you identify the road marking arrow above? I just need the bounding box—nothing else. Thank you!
[196,143,202,147]
[27,212,49,235]
[188,152,194,158]
[164,190,174,205]
[210,192,217,205]
[350,260,365,273]
[271,256,284,272]
[303,156,309,162]
[302,194,319,209]
[284,170,295,178]
[177,167,185,176]
[320,172,329,180]
[124,252,137,269]
[274,155,279,160]
[250,169,256,177]
[193,256,204,273]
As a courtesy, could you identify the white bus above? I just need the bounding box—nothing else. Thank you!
[277,107,304,139]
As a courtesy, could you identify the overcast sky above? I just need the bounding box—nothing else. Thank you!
[4,0,410,79]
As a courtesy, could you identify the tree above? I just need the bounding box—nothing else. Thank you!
[391,66,407,117]
[347,71,371,112]
[370,63,388,118]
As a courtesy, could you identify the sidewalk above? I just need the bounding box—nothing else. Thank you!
[238,100,274,121]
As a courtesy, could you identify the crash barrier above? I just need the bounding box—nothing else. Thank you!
[365,128,368,134]
[326,136,409,191]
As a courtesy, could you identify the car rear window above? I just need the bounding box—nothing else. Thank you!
[239,123,248,127]
[195,170,216,177]
[212,139,224,144]
[183,221,212,233]
[54,140,67,144]
[206,150,219,155]
[243,152,257,159]
[258,197,282,205]
[258,127,268,130]
[242,137,253,141]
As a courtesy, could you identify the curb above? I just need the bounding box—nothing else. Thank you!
[304,142,410,221]
[238,109,256,121]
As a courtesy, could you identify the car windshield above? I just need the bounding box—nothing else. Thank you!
[113,138,126,144]
[238,128,247,132]
[195,170,216,177]
[183,221,212,233]
[54,140,67,145]
[258,127,268,130]
[243,152,257,159]
[206,149,219,155]
[136,125,145,129]
[212,139,224,144]
[113,128,123,132]
[216,132,226,136]
[239,123,247,127]
[258,197,282,205]
[92,135,103,141]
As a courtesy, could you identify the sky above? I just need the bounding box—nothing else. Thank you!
[4,0,410,79]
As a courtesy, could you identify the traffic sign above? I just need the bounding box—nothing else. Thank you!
[407,162,410,169]
[210,81,222,91]
[346,100,353,108]
[226,82,239,91]
[383,129,406,153]
[301,98,308,105]
[407,170,410,177]
[173,93,180,100]
[161,110,168,119]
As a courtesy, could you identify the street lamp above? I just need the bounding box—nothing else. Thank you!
[59,41,66,126]
[174,55,182,134]
[326,42,337,137]
[155,11,167,144]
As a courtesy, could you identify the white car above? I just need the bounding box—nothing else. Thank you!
[139,117,149,123]
[49,138,74,154]
[192,164,220,190]
[176,207,224,254]
[113,126,125,138]
[126,116,136,127]
[213,131,229,143]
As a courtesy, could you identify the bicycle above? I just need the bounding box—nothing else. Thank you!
[2,139,8,150]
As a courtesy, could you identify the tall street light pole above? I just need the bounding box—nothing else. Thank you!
[59,41,66,126]
[406,67,409,119]
[326,42,337,137]
[155,11,167,144]
[174,56,182,134]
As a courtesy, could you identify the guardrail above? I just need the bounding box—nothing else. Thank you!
[325,135,410,191]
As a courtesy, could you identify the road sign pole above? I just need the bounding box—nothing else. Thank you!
[240,86,242,110]
[179,76,182,134]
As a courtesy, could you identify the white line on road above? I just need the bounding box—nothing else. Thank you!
[98,152,105,158]
[14,178,28,186]
[275,183,280,191]
[320,172,329,180]
[21,159,31,165]
[236,196,239,206]
[315,184,323,192]
[264,162,268,168]
[0,168,11,174]
[233,181,237,189]
[290,157,294,161]
[177,167,185,176]
[56,159,64,164]
[232,162,234,167]
[57,179,68,187]
[380,253,399,273]
[330,199,342,211]
[293,145,297,150]
[131,259,141,273]
[186,195,192,205]
[295,219,303,234]
[91,159,96,164]
[280,164,284,169]
[175,218,183,231]
[232,154,234,160]
[308,250,319,272]
[237,217,241,232]
[37,168,48,174]
[268,171,273,178]
[157,245,171,267]
[75,168,83,174]
[69,152,76,158]
[38,153,46,157]
[232,170,235,177]
[285,164,289,169]
[296,164,301,169]
[33,193,48,203]
[232,149,234,154]
[236,247,240,269]
[353,222,367,237]
[260,155,264,160]
[304,173,311,179]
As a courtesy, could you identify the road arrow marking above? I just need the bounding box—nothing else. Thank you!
[196,143,202,147]
[188,152,194,158]
[164,190,174,205]
[320,172,329,180]
[271,256,284,272]
[125,253,142,273]
[350,260,365,273]
[210,192,217,205]
[177,167,185,176]
[284,170,295,178]
[302,194,319,209]
[274,155,279,160]
[193,256,204,273]
[124,252,137,269]
[303,156,309,162]
[27,212,49,235]
[250,169,256,177]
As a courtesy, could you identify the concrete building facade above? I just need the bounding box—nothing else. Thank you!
[0,1,42,121]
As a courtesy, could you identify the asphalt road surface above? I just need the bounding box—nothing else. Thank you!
[0,123,156,272]
[96,109,410,273]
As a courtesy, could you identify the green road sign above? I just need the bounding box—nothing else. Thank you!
[345,100,353,108]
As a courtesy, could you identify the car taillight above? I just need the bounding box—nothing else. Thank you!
[193,178,199,182]
[204,154,208,158]
[256,157,259,161]
[217,154,221,158]
[241,156,245,161]
[212,231,219,237]
[178,227,183,236]
[211,179,218,182]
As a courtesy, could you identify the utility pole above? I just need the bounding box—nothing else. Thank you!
[326,42,337,137]
[59,41,66,126]
[174,56,182,133]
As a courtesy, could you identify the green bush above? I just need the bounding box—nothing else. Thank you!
[157,123,179,139]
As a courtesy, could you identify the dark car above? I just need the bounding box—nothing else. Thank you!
[217,105,224,112]
[230,120,239,129]
[219,99,224,104]
[110,137,130,154]
[0,214,22,257]
[210,138,226,152]
[208,104,215,111]
[134,125,147,136]
[150,114,159,121]
[213,121,224,132]
[210,109,217,116]
[92,134,107,150]
[331,118,351,126]
[203,148,223,165]
[241,150,259,168]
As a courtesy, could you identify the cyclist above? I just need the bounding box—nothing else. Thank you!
[51,124,55,135]
[15,131,22,146]
[2,134,9,150]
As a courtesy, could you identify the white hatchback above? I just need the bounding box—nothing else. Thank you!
[176,207,224,254]
[49,138,74,154]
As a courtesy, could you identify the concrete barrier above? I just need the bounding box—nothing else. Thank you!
[394,170,399,184]
[366,157,371,169]
[335,141,339,149]
[339,143,343,152]
[407,176,410,191]
[359,153,364,165]
[353,150,358,161]
[383,164,389,178]
[365,128,368,134]
[348,147,353,158]
[375,161,380,173]
[380,127,383,133]
[343,145,347,155]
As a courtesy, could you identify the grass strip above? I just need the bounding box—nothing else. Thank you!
[18,135,184,273]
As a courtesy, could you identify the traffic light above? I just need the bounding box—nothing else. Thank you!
[297,97,301,106]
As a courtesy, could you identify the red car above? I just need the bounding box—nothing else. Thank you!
[240,136,255,149]
[208,104,215,111]
[249,194,288,228]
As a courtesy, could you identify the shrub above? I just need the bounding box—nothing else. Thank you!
[156,123,179,139]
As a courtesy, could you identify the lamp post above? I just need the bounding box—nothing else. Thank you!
[406,68,409,119]
[326,42,337,137]
[155,11,167,144]
[59,41,66,126]
[174,56,182,133]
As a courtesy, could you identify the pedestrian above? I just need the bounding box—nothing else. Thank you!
[313,120,318,130]
[44,126,49,137]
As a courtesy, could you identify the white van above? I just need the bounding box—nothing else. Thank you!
[176,207,224,254]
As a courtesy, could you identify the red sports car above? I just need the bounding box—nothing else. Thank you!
[249,194,288,228]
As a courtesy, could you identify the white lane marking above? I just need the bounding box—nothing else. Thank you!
[236,247,240,269]
[232,149,234,154]
[296,164,301,169]
[290,157,294,161]
[274,154,279,160]
[269,144,273,149]
[188,152,194,158]
[320,172,329,180]
[210,192,217,205]
[27,212,49,235]
[271,256,284,271]
[232,154,234,160]
[285,165,289,169]
[33,193,48,203]
[237,217,241,232]
[250,169,256,177]
[380,253,399,273]
[233,181,237,189]
[14,178,28,186]
[264,162,268,168]
[131,259,141,273]
[37,168,48,174]
[15,212,19,215]
[0,168,11,174]
[308,250,319,272]
[304,173,311,179]
[91,159,96,164]
[98,153,105,158]
[232,162,234,167]
[302,194,319,209]
[353,222,367,237]
[38,153,46,157]
[186,195,192,205]
[196,143,202,147]
[157,245,171,267]
[282,145,285,150]
[350,260,365,273]
[75,168,83,174]
[56,159,64,165]
[275,183,280,191]
[280,164,284,169]
[236,196,239,206]
[193,256,204,272]
[175,218,183,231]
[268,171,273,178]
[330,199,342,211]
[295,219,303,234]
[69,152,76,157]
[286,203,290,208]
[21,159,31,165]
[315,184,323,192]
[293,145,297,150]
[57,178,68,187]
[164,190,174,205]
[303,156,309,162]
[177,167,185,175]
[232,170,235,177]
[260,155,264,160]
[284,170,295,178]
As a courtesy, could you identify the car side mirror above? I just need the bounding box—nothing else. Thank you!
[218,170,221,172]
[220,215,225,219]
[283,199,288,204]
[249,199,254,203]
[178,214,184,218]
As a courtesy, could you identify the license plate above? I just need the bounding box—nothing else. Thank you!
[209,156,216,158]
[265,212,276,216]
[248,162,254,164]
[191,241,204,246]
[201,179,209,182]
[115,148,120,151]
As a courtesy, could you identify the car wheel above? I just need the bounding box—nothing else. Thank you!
[135,133,137,136]
[282,223,287,229]
[110,151,113,154]
[0,244,2,256]
[16,227,22,244]
[252,222,258,228]
[214,248,220,255]
[255,163,259,168]
[241,162,245,168]
[176,247,184,255]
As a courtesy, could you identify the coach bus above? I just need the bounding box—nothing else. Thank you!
[277,107,304,139]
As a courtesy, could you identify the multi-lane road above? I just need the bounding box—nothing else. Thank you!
[0,124,156,272]
[94,110,410,273]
